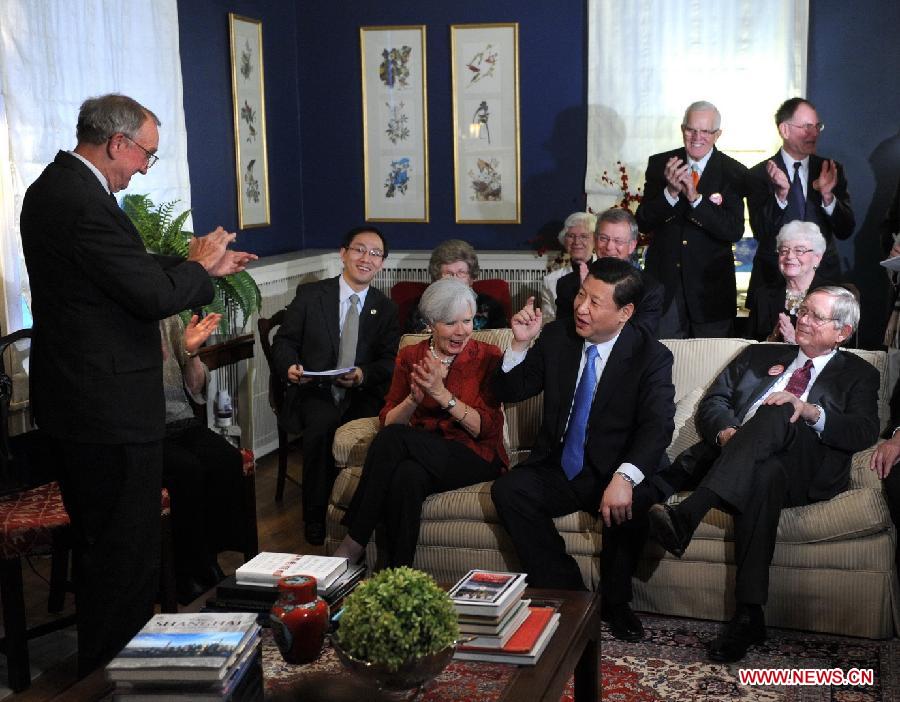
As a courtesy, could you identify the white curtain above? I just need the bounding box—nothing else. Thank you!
[586,0,808,211]
[0,0,192,333]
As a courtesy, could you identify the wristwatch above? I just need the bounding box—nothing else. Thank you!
[442,395,458,412]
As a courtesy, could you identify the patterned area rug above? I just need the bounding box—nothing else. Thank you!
[601,614,900,701]
[262,629,577,701]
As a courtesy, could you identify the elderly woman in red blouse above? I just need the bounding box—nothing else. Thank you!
[334,277,508,567]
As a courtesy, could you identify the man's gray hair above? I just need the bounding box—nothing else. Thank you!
[596,207,639,242]
[558,212,598,245]
[683,100,721,131]
[76,94,161,145]
[811,285,860,334]
[776,220,827,255]
[419,278,477,325]
[428,239,480,281]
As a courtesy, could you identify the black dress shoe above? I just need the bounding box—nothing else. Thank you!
[602,603,644,642]
[195,561,226,589]
[175,575,206,606]
[648,504,687,558]
[305,522,326,546]
[708,612,766,663]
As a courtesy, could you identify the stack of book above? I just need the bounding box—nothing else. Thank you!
[208,553,365,617]
[106,613,262,701]
[235,552,349,592]
[449,569,560,665]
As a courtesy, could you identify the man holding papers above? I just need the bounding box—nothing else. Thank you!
[272,227,400,544]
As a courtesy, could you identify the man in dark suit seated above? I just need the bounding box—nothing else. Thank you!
[20,93,255,675]
[271,227,400,545]
[746,97,854,304]
[635,100,748,338]
[556,207,663,336]
[648,286,878,662]
[491,258,675,642]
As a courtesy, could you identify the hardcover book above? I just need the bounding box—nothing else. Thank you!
[455,609,559,665]
[235,552,348,592]
[448,570,527,617]
[106,613,260,683]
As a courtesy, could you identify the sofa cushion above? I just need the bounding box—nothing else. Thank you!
[667,487,891,545]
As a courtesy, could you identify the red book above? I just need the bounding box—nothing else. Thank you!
[460,607,554,653]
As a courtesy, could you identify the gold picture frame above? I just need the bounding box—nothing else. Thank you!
[360,25,429,222]
[451,22,520,224]
[229,13,271,228]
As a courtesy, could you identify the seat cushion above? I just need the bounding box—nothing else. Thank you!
[0,482,70,559]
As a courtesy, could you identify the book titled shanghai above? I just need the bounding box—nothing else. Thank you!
[106,613,260,684]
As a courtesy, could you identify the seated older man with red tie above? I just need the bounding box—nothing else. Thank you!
[648,285,879,663]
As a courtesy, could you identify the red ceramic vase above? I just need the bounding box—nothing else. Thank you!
[270,574,329,664]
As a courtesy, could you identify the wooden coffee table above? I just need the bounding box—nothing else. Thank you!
[270,587,600,702]
[500,588,599,702]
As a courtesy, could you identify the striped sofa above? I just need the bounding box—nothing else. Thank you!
[326,330,900,638]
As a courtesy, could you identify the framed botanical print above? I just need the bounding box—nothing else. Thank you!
[229,13,271,228]
[451,23,520,223]
[360,25,429,222]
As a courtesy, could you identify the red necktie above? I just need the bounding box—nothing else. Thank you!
[691,166,700,188]
[784,359,813,398]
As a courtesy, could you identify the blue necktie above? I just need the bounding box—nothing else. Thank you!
[788,161,806,221]
[561,345,599,480]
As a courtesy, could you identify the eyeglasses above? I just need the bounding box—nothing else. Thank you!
[564,233,591,243]
[345,244,385,259]
[777,246,815,257]
[796,306,836,326]
[681,126,719,138]
[786,122,825,133]
[121,134,159,169]
[595,235,632,247]
[441,270,472,280]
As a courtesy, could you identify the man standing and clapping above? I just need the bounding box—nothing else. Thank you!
[20,93,256,675]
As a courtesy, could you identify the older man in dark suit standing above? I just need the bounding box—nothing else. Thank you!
[747,98,854,304]
[649,286,878,662]
[491,258,675,642]
[20,94,255,675]
[635,100,748,338]
[272,227,400,545]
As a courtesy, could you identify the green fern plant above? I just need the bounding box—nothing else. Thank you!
[123,194,261,332]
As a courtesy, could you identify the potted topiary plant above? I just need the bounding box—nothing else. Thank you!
[123,194,261,332]
[333,567,460,693]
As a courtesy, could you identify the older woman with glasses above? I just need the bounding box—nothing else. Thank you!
[540,212,597,323]
[747,220,830,342]
[334,277,508,567]
[406,239,507,332]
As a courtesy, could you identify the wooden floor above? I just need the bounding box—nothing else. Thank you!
[3,447,310,701]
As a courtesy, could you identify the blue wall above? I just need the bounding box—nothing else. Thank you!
[295,0,586,252]
[808,0,900,347]
[179,0,586,256]
[178,0,304,258]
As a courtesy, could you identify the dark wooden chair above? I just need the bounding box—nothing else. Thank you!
[257,309,301,501]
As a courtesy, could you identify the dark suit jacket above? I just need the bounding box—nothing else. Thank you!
[491,320,675,500]
[692,344,879,502]
[555,266,663,337]
[635,147,748,323]
[747,153,854,299]
[271,276,400,434]
[20,151,214,445]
